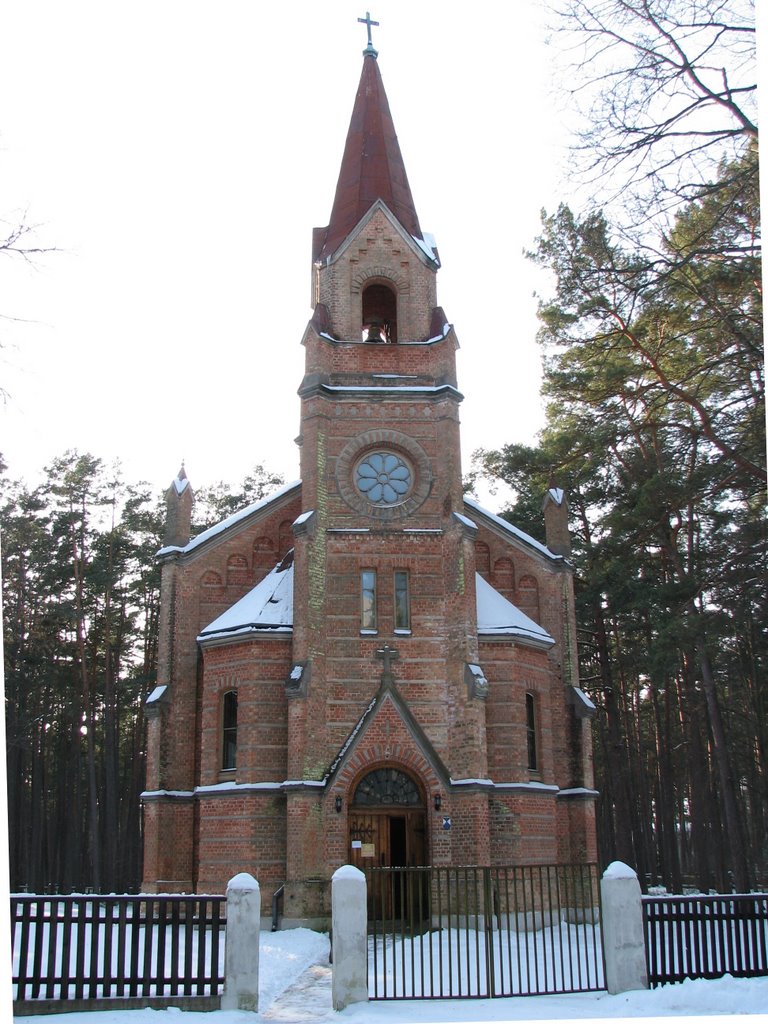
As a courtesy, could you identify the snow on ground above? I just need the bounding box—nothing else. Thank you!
[11,926,768,1023]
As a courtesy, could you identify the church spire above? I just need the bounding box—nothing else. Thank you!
[313,37,423,262]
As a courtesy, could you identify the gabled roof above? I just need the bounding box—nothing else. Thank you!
[158,480,302,558]
[313,52,423,262]
[464,496,564,563]
[322,678,451,788]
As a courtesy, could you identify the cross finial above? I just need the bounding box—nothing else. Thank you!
[375,644,399,681]
[358,11,379,57]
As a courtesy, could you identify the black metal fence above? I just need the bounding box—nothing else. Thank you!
[11,894,226,1008]
[366,863,604,999]
[643,893,768,987]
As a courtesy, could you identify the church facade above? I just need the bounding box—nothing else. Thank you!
[141,38,597,924]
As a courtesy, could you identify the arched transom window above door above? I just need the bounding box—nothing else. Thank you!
[353,767,423,807]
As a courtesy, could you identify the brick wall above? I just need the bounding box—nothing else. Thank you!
[315,208,438,344]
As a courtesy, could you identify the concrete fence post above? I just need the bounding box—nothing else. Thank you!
[331,865,368,1010]
[221,872,261,1012]
[600,861,649,995]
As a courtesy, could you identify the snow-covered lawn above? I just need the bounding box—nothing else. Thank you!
[11,925,768,1022]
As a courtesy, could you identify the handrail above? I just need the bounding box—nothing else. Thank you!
[271,884,285,932]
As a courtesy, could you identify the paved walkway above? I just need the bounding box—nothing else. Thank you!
[262,961,334,1021]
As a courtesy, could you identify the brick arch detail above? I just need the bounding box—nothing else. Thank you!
[518,573,541,622]
[350,265,409,295]
[330,699,443,803]
[335,747,442,805]
[226,553,251,586]
[475,541,491,579]
[349,764,427,808]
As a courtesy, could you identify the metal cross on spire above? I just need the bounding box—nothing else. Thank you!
[358,10,379,57]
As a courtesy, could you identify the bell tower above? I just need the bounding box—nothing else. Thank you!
[284,23,490,921]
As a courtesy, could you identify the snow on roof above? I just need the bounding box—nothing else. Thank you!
[145,684,167,705]
[464,496,561,561]
[571,686,597,713]
[197,560,294,642]
[423,323,453,344]
[322,384,461,396]
[158,480,301,557]
[453,511,478,532]
[173,476,189,495]
[494,781,559,793]
[548,487,565,505]
[412,232,440,265]
[198,567,551,646]
[475,573,554,645]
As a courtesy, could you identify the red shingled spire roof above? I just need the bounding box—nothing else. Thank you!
[314,52,423,262]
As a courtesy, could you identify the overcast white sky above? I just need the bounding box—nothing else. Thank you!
[1,1,575,499]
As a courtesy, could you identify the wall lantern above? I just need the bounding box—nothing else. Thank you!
[335,795,343,814]
[434,794,442,811]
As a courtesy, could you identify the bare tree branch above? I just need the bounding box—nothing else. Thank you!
[549,0,757,221]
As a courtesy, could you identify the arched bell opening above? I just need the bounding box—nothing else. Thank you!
[361,282,398,343]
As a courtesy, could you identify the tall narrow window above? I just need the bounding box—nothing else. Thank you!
[394,571,410,631]
[222,690,238,770]
[526,692,538,771]
[361,570,377,631]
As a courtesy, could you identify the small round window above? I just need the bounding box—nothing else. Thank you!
[355,451,412,506]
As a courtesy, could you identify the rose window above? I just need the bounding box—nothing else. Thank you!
[355,452,412,505]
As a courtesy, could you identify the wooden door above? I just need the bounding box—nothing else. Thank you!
[348,809,427,921]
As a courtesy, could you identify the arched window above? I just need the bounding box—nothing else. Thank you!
[222,690,238,771]
[353,767,423,806]
[362,282,397,342]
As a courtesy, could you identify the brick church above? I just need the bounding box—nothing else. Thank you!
[141,26,597,924]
